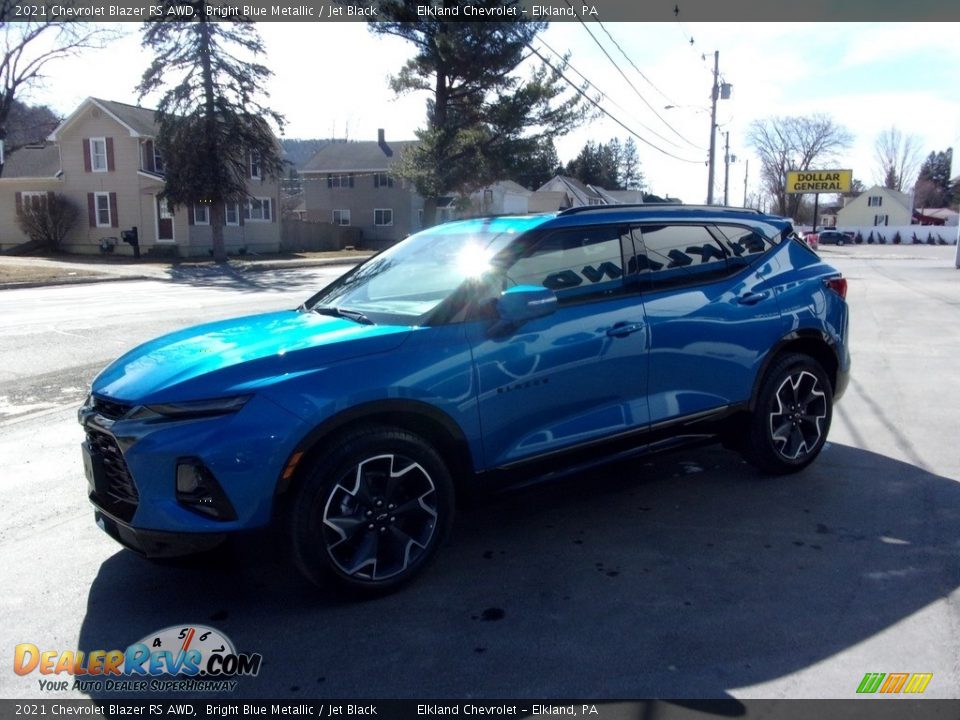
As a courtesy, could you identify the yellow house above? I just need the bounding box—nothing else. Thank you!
[1,97,281,257]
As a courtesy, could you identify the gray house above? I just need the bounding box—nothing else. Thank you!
[299,130,421,248]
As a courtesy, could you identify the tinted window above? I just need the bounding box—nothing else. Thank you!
[504,226,629,303]
[713,224,773,258]
[634,224,731,290]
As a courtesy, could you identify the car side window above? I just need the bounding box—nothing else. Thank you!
[713,224,773,258]
[503,226,632,304]
[632,224,732,291]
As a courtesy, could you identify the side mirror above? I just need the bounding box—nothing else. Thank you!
[496,285,558,324]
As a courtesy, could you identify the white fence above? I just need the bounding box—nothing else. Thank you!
[799,224,958,245]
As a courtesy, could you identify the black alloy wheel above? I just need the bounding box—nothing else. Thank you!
[290,426,455,593]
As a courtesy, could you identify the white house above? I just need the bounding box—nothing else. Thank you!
[836,185,912,227]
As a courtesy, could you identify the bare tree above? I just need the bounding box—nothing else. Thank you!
[747,114,854,219]
[874,126,922,191]
[0,19,111,175]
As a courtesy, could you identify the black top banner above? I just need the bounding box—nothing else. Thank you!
[3,700,960,720]
[3,0,959,22]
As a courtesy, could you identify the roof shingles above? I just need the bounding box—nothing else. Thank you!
[300,140,416,174]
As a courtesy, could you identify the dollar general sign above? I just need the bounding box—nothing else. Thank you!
[786,169,853,194]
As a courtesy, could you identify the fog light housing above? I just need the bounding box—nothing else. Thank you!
[176,459,237,521]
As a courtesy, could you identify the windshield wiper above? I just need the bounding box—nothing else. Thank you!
[311,305,374,325]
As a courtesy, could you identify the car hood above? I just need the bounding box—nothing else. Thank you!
[92,309,411,403]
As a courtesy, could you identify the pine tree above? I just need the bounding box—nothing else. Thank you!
[137,6,285,262]
[515,137,560,190]
[359,4,585,225]
[620,137,644,191]
[913,148,954,208]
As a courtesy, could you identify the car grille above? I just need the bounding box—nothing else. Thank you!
[93,396,133,420]
[86,427,139,522]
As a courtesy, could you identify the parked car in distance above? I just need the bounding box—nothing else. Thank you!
[79,204,851,594]
[818,230,851,245]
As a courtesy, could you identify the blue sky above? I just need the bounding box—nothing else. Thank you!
[21,21,960,205]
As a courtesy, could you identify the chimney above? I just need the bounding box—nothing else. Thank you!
[378,128,392,157]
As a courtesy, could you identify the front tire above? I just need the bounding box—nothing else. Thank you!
[743,353,833,475]
[289,426,454,594]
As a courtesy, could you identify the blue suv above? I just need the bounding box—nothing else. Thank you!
[79,205,850,592]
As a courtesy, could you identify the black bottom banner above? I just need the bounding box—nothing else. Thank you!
[2,699,958,720]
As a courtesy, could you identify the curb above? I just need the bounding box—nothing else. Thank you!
[0,255,369,291]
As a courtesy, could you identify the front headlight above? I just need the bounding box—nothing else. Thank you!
[136,395,251,420]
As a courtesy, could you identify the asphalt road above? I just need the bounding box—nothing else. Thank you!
[1,248,958,701]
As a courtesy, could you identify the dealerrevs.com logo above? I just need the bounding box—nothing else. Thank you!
[13,624,262,693]
[856,672,933,695]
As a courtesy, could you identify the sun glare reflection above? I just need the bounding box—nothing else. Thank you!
[456,242,494,278]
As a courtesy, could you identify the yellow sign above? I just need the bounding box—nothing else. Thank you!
[786,169,853,194]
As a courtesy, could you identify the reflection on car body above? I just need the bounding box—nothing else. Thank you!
[79,204,851,593]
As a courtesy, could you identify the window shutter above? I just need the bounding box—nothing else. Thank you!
[327,175,332,189]
[109,193,118,228]
[349,175,354,188]
[270,198,275,222]
[188,205,195,225]
[83,140,91,172]
[15,192,22,216]
[106,138,115,172]
[87,193,96,227]
[239,204,245,226]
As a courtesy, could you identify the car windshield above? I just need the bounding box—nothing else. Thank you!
[302,215,550,325]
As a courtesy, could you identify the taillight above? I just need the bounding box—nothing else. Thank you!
[825,277,847,299]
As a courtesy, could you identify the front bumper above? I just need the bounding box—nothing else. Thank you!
[78,393,310,538]
[94,508,225,558]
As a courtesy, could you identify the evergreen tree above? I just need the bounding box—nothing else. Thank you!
[620,137,644,191]
[514,137,560,189]
[137,6,285,262]
[357,4,585,225]
[913,148,954,208]
[565,138,630,189]
[565,141,603,186]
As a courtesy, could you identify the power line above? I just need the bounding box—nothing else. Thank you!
[562,0,701,149]
[595,21,677,108]
[527,43,702,165]
[537,36,690,152]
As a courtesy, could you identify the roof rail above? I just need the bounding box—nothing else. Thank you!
[557,203,764,216]
[558,203,653,216]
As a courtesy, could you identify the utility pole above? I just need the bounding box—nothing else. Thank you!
[743,159,749,207]
[706,50,719,205]
[723,131,737,206]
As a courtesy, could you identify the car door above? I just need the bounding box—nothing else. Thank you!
[634,223,785,426]
[464,224,650,469]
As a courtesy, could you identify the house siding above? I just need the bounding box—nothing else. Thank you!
[302,170,422,248]
[836,186,913,227]
[3,99,282,257]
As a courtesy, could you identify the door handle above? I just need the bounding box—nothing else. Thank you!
[606,321,645,338]
[737,291,769,305]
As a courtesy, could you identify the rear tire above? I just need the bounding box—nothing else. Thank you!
[743,353,833,475]
[289,426,454,594]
